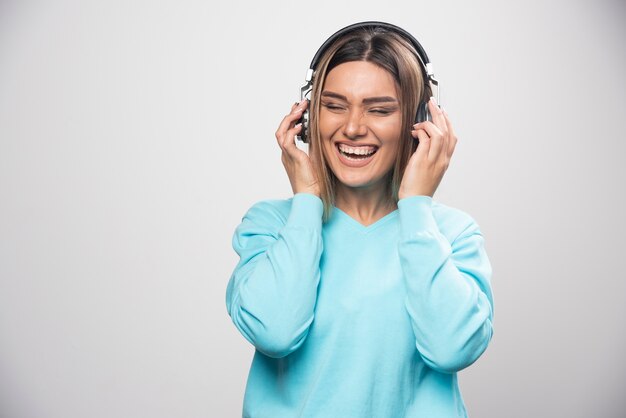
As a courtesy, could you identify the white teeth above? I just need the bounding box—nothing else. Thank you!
[338,143,377,155]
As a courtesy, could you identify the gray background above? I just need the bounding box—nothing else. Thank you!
[0,0,624,417]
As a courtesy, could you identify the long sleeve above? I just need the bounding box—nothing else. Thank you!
[225,193,324,358]
[397,195,494,374]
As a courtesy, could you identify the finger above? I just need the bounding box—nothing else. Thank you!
[429,99,449,162]
[413,121,444,162]
[428,97,447,134]
[276,103,306,147]
[279,120,306,162]
[442,109,457,159]
[283,123,303,154]
[291,99,308,112]
[411,128,431,160]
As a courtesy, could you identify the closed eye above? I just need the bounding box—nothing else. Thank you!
[370,108,398,115]
[322,103,345,111]
[322,103,398,115]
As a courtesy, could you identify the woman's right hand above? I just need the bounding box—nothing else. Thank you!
[275,99,321,197]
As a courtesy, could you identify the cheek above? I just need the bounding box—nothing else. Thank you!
[318,113,337,138]
[376,122,403,149]
[377,117,403,136]
[380,142,401,162]
[319,118,339,156]
[380,126,404,157]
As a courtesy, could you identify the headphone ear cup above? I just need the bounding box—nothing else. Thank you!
[302,109,310,143]
[413,101,432,146]
[296,102,311,143]
[295,110,306,143]
[414,101,430,124]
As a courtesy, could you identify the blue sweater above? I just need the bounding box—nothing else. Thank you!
[226,193,494,417]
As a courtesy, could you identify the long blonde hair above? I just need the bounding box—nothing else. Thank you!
[307,27,432,223]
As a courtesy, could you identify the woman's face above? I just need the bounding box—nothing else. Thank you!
[319,60,402,192]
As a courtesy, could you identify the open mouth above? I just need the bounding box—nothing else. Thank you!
[336,143,379,161]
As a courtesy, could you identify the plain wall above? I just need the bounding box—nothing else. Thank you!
[0,0,624,416]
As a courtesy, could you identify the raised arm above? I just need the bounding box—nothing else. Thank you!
[225,193,324,358]
[397,195,494,374]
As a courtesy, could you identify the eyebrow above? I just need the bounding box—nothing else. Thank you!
[321,91,398,105]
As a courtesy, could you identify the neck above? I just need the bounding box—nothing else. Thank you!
[334,179,397,224]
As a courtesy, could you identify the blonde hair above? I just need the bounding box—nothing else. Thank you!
[307,27,432,223]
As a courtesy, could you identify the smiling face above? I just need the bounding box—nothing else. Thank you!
[319,60,403,194]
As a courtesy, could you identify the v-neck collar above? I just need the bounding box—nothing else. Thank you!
[331,206,399,233]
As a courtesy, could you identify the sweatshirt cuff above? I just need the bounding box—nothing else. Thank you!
[397,195,438,233]
[286,193,323,230]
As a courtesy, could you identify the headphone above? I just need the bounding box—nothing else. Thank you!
[295,20,440,144]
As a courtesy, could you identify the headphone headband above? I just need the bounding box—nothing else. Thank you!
[309,20,432,75]
[306,21,434,83]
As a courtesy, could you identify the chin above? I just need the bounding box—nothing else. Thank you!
[333,168,391,191]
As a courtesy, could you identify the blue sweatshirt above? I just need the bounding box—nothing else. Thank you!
[226,192,494,418]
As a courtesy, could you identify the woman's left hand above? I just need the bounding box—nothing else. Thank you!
[398,97,458,199]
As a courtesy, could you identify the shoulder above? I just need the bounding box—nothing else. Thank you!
[231,197,292,249]
[241,193,323,223]
[431,200,482,243]
[237,193,324,238]
[239,196,293,227]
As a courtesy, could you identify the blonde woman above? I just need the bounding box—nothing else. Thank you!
[226,21,494,418]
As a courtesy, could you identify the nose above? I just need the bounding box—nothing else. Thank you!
[342,107,367,139]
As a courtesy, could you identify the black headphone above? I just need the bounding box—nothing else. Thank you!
[295,20,440,144]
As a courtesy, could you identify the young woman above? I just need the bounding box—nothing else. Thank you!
[226,21,494,418]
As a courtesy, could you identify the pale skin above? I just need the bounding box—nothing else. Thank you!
[275,60,458,226]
